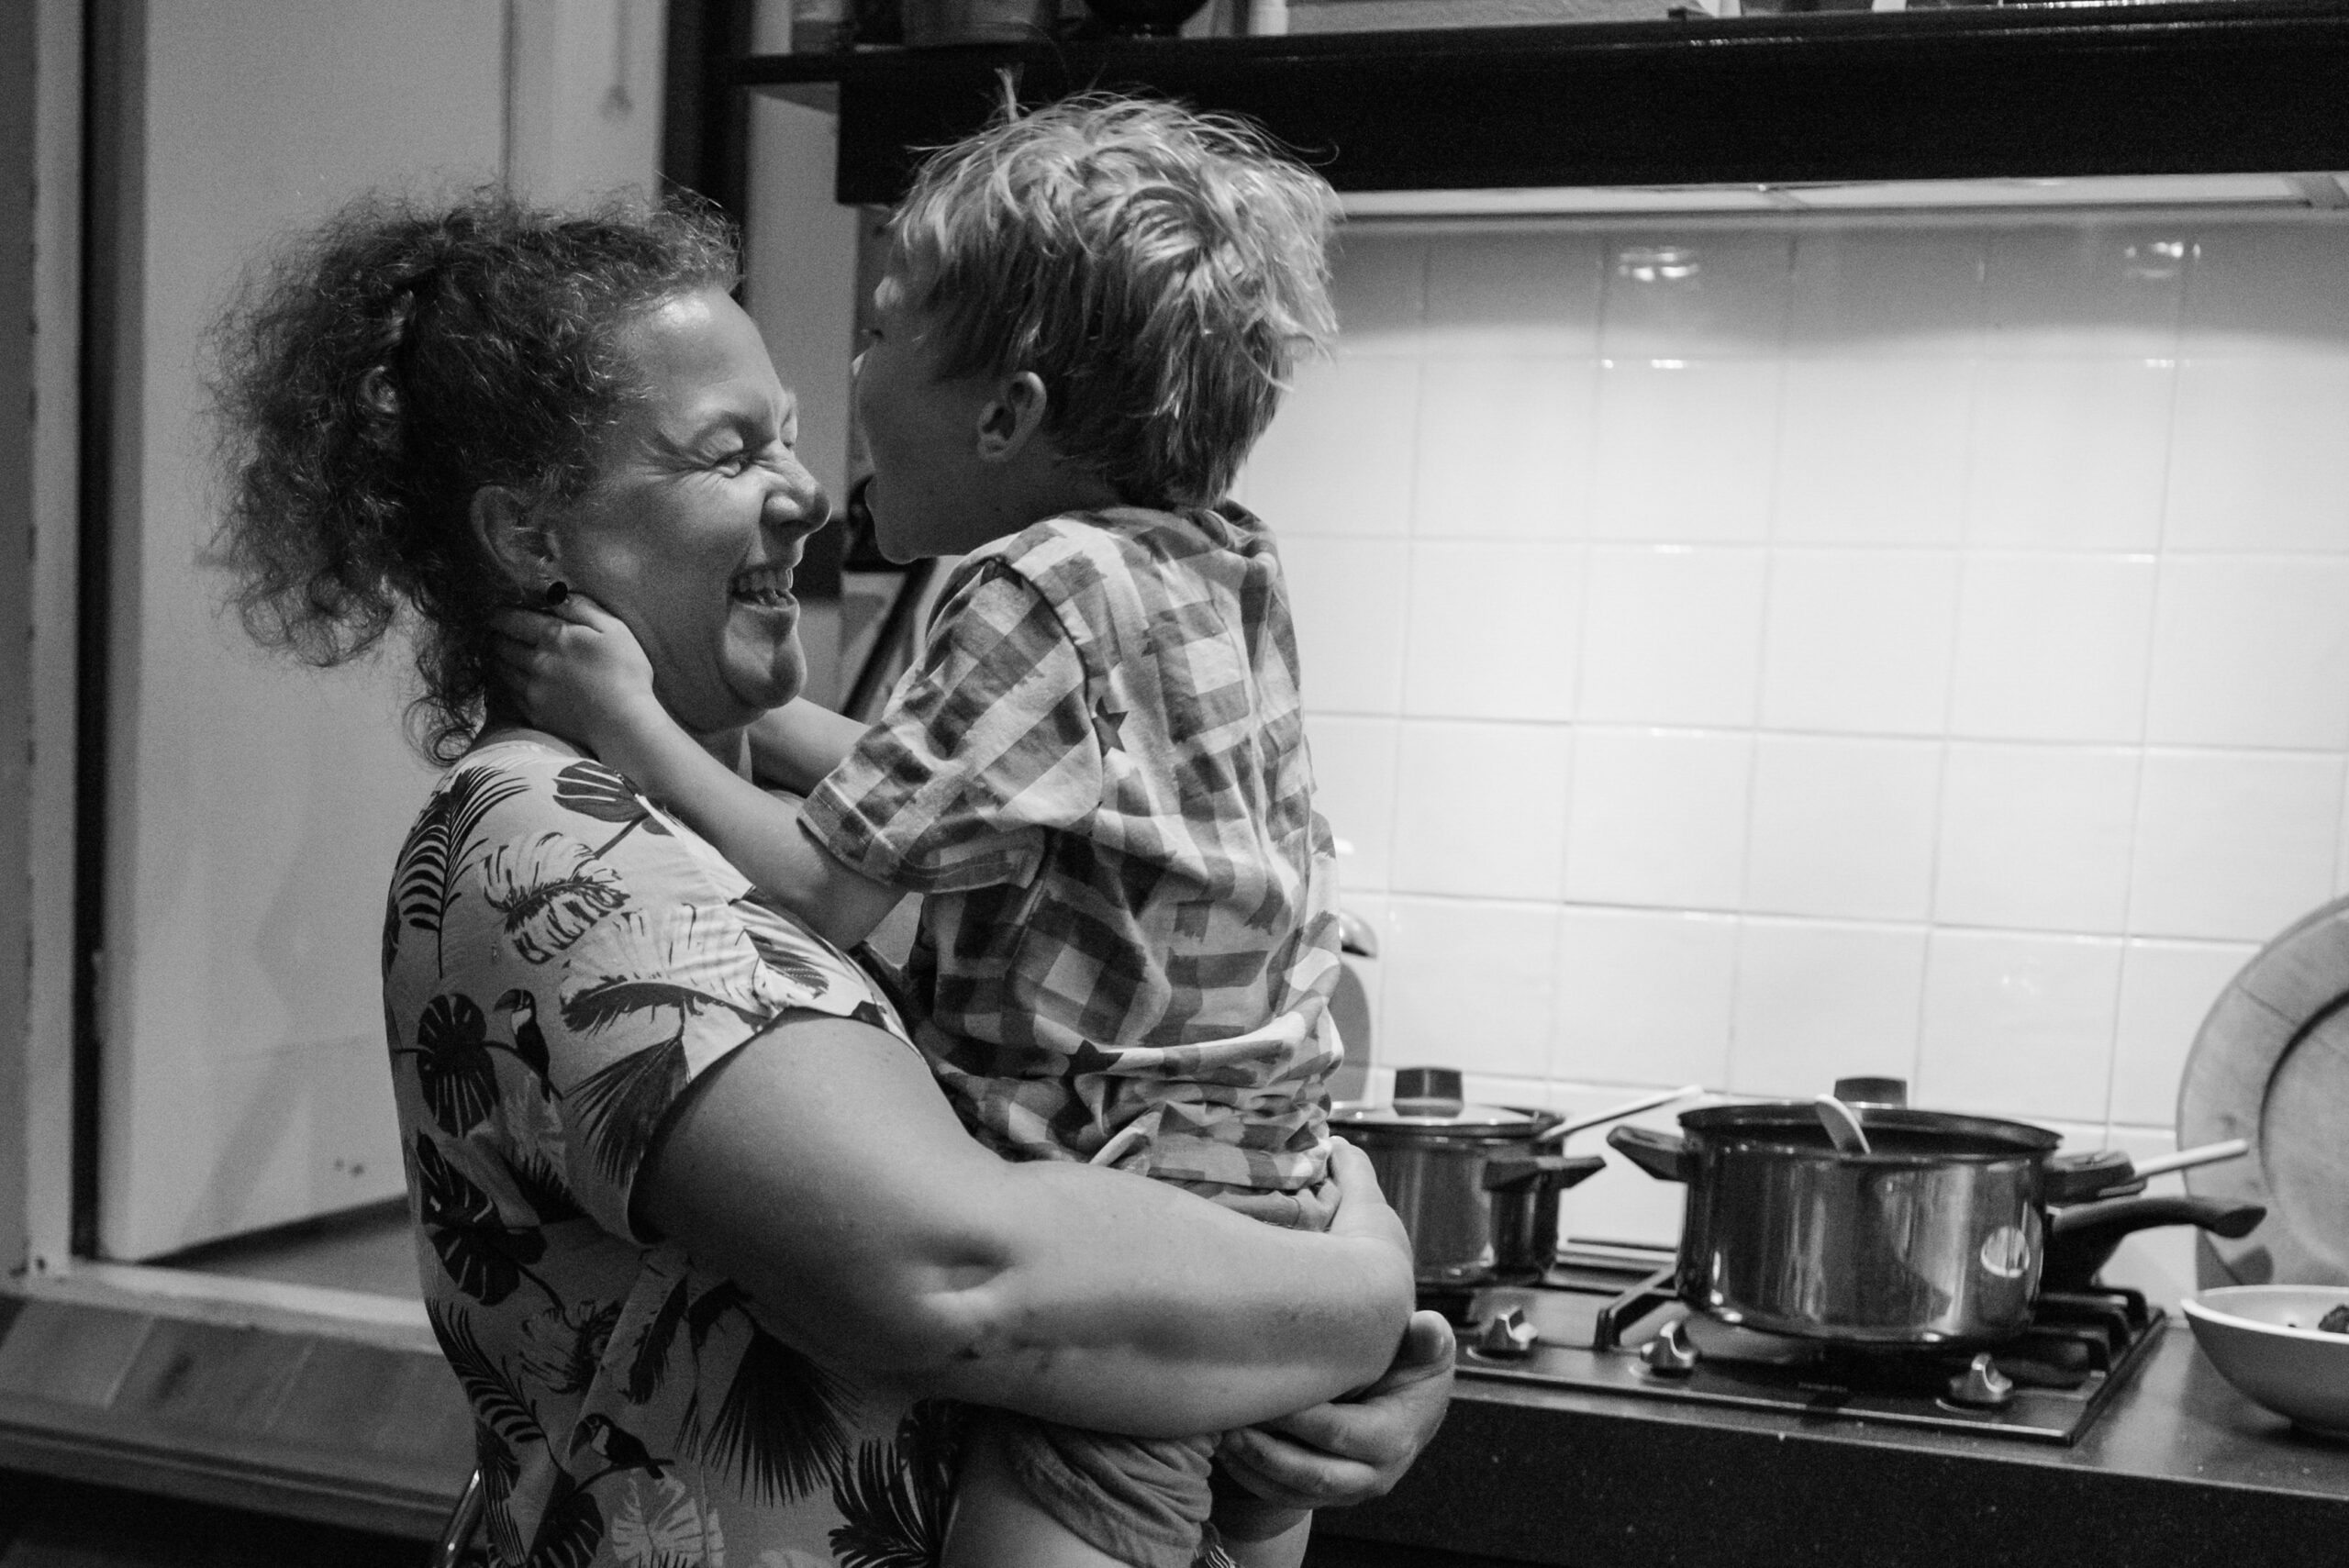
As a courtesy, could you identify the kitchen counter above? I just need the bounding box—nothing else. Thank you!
[1316,1320,2349,1567]
[6,1281,2342,1561]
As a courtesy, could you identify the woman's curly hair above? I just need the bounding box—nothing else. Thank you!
[887,94,1341,510]
[207,188,738,763]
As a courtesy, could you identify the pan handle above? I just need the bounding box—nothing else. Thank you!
[1482,1152,1607,1194]
[1607,1124,1693,1184]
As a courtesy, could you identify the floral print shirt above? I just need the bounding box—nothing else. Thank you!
[384,738,958,1567]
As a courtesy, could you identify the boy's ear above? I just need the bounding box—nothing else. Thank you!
[471,484,559,591]
[974,372,1051,464]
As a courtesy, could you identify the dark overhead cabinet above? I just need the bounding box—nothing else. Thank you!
[722,0,2349,205]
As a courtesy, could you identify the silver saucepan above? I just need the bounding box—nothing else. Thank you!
[1334,1069,1697,1285]
[1608,1098,2140,1345]
[1332,1068,1603,1285]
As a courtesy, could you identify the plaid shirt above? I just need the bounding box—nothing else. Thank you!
[802,504,1341,1205]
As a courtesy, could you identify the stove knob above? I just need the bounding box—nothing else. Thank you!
[1473,1305,1540,1360]
[1639,1317,1699,1377]
[1945,1351,2017,1411]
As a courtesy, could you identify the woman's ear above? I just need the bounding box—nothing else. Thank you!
[974,372,1050,464]
[471,484,557,591]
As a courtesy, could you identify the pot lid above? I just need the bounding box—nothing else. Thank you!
[1680,1100,2060,1156]
[1330,1100,1555,1136]
[1330,1065,1557,1137]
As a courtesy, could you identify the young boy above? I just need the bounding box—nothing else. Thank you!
[510,95,1350,1568]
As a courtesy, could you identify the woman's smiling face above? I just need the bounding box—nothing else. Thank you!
[551,288,829,736]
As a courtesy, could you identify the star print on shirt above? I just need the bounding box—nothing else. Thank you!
[1093,701,1128,757]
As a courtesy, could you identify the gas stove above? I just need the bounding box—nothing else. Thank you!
[1431,1242,2166,1445]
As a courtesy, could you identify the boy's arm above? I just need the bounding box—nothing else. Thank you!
[746,698,869,795]
[491,598,905,950]
[596,716,906,949]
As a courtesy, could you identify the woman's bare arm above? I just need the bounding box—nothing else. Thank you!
[635,1010,1415,1438]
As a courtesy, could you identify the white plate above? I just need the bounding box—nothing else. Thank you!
[2177,894,2349,1288]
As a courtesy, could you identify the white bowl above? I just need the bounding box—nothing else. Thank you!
[2182,1284,2349,1439]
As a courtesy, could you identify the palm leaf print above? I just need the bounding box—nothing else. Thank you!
[476,1418,529,1567]
[523,1473,604,1568]
[695,1320,855,1507]
[380,890,401,976]
[482,833,628,964]
[567,1036,687,1190]
[503,1147,584,1227]
[740,913,839,995]
[416,1134,547,1307]
[829,1401,964,1568]
[393,764,529,974]
[608,1477,723,1566]
[399,992,498,1135]
[559,907,769,1043]
[625,1276,693,1406]
[552,759,671,852]
[428,1299,546,1454]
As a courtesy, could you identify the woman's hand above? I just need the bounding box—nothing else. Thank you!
[1321,1135,1413,1268]
[1214,1310,1456,1512]
[489,594,662,756]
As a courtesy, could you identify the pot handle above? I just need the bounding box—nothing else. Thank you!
[1482,1152,1607,1194]
[1606,1124,1693,1184]
[2049,1194,2266,1241]
[2042,1148,2136,1206]
[2041,1195,2266,1293]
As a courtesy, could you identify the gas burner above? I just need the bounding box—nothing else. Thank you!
[1444,1244,2166,1445]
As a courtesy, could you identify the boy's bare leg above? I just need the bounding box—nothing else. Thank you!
[941,1418,1136,1568]
[1209,1493,1312,1568]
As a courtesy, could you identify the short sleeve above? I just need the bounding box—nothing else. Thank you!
[389,746,907,1246]
[802,561,1104,895]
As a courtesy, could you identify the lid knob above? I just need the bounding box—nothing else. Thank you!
[1831,1075,1908,1108]
[1391,1065,1464,1116]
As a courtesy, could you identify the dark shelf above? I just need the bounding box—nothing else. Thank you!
[735,1,2349,205]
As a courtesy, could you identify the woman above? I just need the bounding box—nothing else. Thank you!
[208,189,1449,1567]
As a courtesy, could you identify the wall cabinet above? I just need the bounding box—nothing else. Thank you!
[713,1,2349,205]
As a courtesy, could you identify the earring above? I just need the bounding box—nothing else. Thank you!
[543,579,570,607]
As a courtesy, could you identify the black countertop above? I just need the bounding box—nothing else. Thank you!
[1315,1321,2349,1568]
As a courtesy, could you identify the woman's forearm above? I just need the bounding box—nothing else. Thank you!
[895,1159,1411,1434]
[637,1013,1414,1438]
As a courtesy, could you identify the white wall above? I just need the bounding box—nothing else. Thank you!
[1241,211,2349,1301]
[742,77,863,706]
[99,0,668,1261]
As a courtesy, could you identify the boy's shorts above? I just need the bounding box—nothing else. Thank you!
[988,1410,1224,1568]
[976,1179,1336,1568]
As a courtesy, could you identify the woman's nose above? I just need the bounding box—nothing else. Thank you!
[768,466,829,538]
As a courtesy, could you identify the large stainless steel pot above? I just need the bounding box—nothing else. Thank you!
[1332,1070,1603,1285]
[1608,1101,2135,1345]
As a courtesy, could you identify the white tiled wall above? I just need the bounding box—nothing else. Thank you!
[1241,214,2349,1290]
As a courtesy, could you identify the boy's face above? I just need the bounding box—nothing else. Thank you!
[852,274,998,564]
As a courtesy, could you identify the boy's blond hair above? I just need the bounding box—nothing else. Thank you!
[886,93,1341,509]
